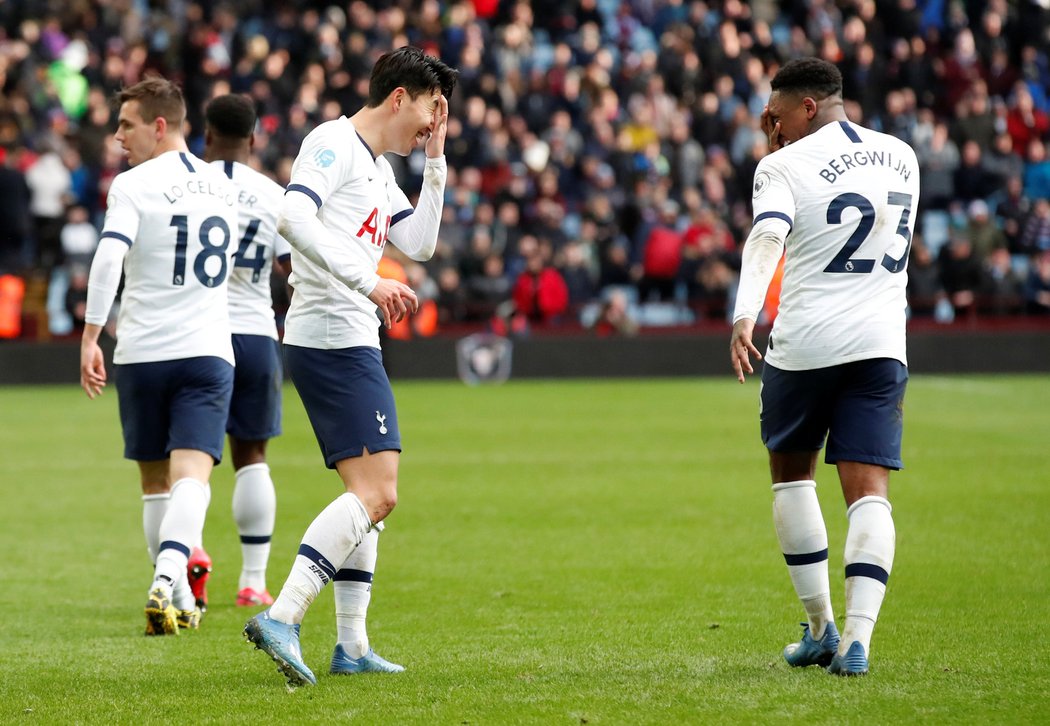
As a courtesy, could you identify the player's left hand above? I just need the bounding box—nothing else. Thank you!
[730,318,762,383]
[425,95,448,159]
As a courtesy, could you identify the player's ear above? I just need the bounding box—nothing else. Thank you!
[154,116,168,139]
[803,97,817,119]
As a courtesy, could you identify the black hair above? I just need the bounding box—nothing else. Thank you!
[204,94,257,139]
[366,46,459,107]
[771,57,843,99]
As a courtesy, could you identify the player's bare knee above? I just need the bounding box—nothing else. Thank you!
[372,485,398,521]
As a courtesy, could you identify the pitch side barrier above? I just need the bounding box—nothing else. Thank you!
[4,322,1047,385]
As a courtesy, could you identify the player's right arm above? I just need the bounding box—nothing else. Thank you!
[80,237,127,397]
[730,159,792,382]
[730,220,785,383]
[278,130,417,328]
[81,180,138,398]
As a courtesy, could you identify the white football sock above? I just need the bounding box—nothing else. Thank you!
[335,526,381,658]
[269,492,372,625]
[151,478,210,598]
[842,495,895,656]
[772,480,835,639]
[232,463,276,592]
[142,493,171,563]
[172,572,196,611]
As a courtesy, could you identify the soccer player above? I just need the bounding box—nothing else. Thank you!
[729,57,919,676]
[79,76,238,635]
[196,93,291,610]
[243,46,458,686]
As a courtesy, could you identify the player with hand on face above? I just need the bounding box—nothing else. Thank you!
[243,46,458,687]
[730,57,920,676]
[80,76,238,635]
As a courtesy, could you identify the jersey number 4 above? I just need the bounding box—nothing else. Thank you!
[232,219,268,283]
[823,192,913,274]
[171,215,231,287]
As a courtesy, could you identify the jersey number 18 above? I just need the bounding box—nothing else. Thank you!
[171,215,231,288]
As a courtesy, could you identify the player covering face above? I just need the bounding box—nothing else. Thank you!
[243,46,457,686]
[730,57,918,677]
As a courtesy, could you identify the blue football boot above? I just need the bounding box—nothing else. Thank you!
[329,644,405,674]
[783,622,840,667]
[244,609,317,686]
[827,640,869,676]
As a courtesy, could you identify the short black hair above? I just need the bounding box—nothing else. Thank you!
[204,94,256,139]
[366,46,458,107]
[771,57,843,99]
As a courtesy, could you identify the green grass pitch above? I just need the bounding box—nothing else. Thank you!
[1,375,1047,724]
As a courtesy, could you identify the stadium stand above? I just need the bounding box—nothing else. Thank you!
[0,0,1049,342]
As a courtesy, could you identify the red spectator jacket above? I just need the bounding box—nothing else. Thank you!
[512,268,569,323]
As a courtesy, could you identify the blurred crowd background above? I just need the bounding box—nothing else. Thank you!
[1,0,1049,342]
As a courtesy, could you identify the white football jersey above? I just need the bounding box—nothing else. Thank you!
[101,150,238,364]
[282,117,414,349]
[751,120,919,370]
[211,160,291,338]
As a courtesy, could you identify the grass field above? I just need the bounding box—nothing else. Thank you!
[1,375,1047,724]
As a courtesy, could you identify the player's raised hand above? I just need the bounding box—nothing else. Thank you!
[368,277,419,329]
[80,338,107,398]
[425,94,448,159]
[730,318,762,384]
[760,105,785,152]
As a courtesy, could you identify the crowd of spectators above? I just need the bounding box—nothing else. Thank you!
[1,0,1050,341]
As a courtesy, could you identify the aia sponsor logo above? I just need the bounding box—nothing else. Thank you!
[357,207,391,249]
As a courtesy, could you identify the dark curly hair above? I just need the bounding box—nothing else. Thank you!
[204,94,256,140]
[771,57,843,99]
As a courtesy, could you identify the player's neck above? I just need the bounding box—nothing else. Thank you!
[151,134,189,160]
[349,107,388,158]
[808,100,849,135]
[204,147,249,165]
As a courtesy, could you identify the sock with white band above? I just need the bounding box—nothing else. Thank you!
[842,495,895,657]
[772,480,835,639]
[142,493,171,563]
[334,526,380,659]
[232,462,277,592]
[269,492,373,625]
[151,478,210,599]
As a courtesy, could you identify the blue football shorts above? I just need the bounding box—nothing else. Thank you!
[284,344,401,469]
[760,358,908,470]
[115,356,234,463]
[227,334,283,441]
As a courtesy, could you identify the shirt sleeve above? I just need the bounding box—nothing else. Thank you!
[386,156,446,262]
[278,125,381,295]
[732,218,786,324]
[99,175,141,247]
[84,236,128,325]
[732,157,793,324]
[273,230,291,258]
[278,188,380,297]
[749,156,796,232]
[284,125,353,209]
